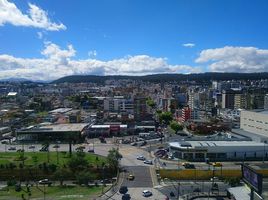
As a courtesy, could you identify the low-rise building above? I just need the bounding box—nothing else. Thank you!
[86,124,128,137]
[16,123,88,142]
[169,140,268,161]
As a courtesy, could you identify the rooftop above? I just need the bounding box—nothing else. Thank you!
[227,186,250,200]
[19,123,89,132]
[169,140,266,149]
[7,92,17,96]
[49,108,72,114]
[91,124,127,128]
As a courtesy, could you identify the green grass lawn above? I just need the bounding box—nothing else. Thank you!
[0,185,106,200]
[0,152,106,167]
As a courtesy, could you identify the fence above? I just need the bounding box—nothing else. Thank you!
[159,168,268,180]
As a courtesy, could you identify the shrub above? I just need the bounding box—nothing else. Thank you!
[7,179,17,186]
[9,163,16,169]
[48,164,57,172]
[225,177,241,187]
[19,163,24,169]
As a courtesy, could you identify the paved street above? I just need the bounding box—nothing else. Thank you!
[122,166,152,188]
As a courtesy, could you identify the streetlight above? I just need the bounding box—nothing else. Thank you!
[263,141,267,163]
[53,144,60,164]
[177,182,180,199]
[101,166,105,194]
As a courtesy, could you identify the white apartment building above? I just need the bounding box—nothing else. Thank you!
[240,110,268,142]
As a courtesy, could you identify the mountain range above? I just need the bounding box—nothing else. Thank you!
[51,72,268,84]
[1,72,268,84]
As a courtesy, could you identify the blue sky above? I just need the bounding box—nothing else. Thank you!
[0,0,268,81]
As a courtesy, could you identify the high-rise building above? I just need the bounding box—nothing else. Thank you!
[222,89,235,109]
[134,96,147,121]
[181,106,199,122]
[234,93,246,109]
[188,92,199,109]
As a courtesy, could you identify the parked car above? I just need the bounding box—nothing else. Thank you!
[139,141,147,146]
[99,136,106,143]
[8,146,16,151]
[136,155,145,161]
[169,192,175,197]
[122,140,131,144]
[1,140,8,144]
[122,193,131,200]
[211,183,219,191]
[101,179,111,184]
[144,160,153,165]
[155,149,167,157]
[142,190,152,197]
[88,149,95,153]
[38,179,52,185]
[53,144,60,148]
[119,186,128,194]
[28,145,35,149]
[130,142,137,146]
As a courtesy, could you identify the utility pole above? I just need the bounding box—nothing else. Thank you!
[263,141,266,163]
[177,182,180,199]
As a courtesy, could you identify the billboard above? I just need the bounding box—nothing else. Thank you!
[242,164,263,195]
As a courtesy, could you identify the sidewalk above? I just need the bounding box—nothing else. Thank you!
[96,170,125,200]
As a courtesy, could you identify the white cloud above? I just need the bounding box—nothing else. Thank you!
[0,0,66,31]
[41,42,76,64]
[88,50,97,58]
[0,42,200,81]
[37,32,43,39]
[182,43,195,48]
[196,46,268,72]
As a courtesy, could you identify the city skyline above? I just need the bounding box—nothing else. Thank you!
[1,0,268,81]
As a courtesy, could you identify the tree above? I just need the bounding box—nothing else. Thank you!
[106,148,122,170]
[170,121,183,133]
[75,170,95,186]
[146,98,156,108]
[67,133,78,156]
[67,151,88,172]
[53,168,72,186]
[159,112,173,125]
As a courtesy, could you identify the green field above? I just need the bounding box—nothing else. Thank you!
[0,185,106,200]
[0,151,106,167]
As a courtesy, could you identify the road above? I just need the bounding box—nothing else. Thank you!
[2,138,268,199]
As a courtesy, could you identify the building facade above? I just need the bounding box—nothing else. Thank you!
[240,110,268,141]
[169,140,268,161]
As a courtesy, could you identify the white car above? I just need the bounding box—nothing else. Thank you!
[137,155,145,160]
[142,190,152,197]
[38,179,52,185]
[144,160,153,165]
